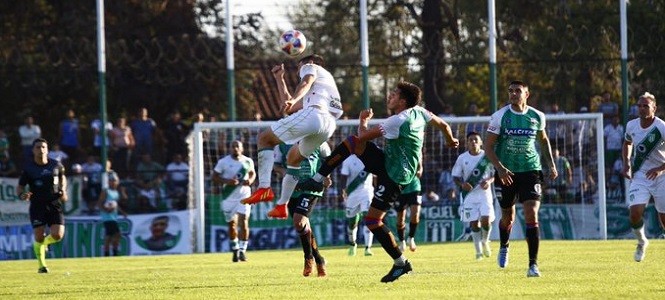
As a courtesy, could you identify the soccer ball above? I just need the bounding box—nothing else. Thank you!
[104,201,118,210]
[279,30,307,56]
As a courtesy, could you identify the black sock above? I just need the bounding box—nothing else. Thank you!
[397,225,406,241]
[526,223,540,266]
[370,225,402,259]
[409,222,418,238]
[311,234,323,265]
[318,139,353,176]
[499,221,512,248]
[298,225,313,260]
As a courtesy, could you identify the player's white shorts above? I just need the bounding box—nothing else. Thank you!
[627,172,665,212]
[345,189,373,218]
[221,197,251,223]
[271,106,336,157]
[460,195,495,223]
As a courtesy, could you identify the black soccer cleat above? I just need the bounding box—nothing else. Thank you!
[380,260,413,283]
[296,178,324,192]
[232,250,239,263]
[38,267,49,274]
[238,251,247,262]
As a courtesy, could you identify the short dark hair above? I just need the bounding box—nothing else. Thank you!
[299,54,325,67]
[509,80,528,89]
[397,81,422,108]
[32,138,48,146]
[466,131,481,139]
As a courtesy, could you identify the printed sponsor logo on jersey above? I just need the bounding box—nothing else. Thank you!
[504,128,537,136]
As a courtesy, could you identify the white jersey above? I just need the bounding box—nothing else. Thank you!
[451,150,494,203]
[299,63,343,119]
[340,155,374,198]
[213,155,254,201]
[624,117,665,175]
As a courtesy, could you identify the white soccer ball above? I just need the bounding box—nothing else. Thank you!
[104,201,118,210]
[279,30,307,56]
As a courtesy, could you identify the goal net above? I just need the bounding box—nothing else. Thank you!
[187,113,609,253]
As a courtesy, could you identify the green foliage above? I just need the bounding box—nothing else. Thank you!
[0,241,663,299]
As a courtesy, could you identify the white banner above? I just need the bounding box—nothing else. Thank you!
[129,210,193,255]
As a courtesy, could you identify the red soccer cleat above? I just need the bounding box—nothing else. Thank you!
[267,204,288,219]
[241,187,275,205]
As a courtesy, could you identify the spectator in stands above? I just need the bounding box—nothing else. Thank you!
[546,102,567,149]
[438,167,457,203]
[82,155,104,215]
[110,117,135,179]
[58,109,81,165]
[135,153,165,212]
[130,107,157,161]
[603,115,624,171]
[165,153,189,210]
[0,129,9,158]
[47,143,69,166]
[464,102,485,136]
[164,111,189,161]
[544,149,573,203]
[0,153,18,177]
[90,114,113,155]
[597,91,619,125]
[18,116,41,166]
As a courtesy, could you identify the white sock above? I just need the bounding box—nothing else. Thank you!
[277,166,299,205]
[363,226,373,248]
[394,255,407,266]
[471,230,482,255]
[257,149,275,188]
[239,240,248,251]
[312,173,324,182]
[481,226,491,244]
[231,238,239,250]
[633,224,647,245]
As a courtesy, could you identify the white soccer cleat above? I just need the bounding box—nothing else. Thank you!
[407,237,417,252]
[482,241,492,257]
[399,240,407,252]
[476,253,484,261]
[527,264,541,277]
[634,240,649,262]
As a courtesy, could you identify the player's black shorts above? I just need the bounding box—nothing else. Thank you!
[288,193,320,218]
[29,203,65,228]
[495,170,544,209]
[357,142,403,211]
[103,221,121,236]
[393,192,421,211]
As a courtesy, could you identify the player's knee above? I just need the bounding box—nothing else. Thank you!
[51,233,64,241]
[363,216,382,229]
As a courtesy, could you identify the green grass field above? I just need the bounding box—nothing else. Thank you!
[1,240,663,299]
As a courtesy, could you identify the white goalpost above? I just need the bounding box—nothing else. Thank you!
[187,113,607,253]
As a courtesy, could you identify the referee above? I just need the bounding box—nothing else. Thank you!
[17,138,68,273]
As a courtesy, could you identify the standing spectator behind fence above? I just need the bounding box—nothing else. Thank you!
[130,107,157,160]
[58,109,81,166]
[0,153,18,177]
[82,155,104,215]
[546,103,567,149]
[47,143,69,166]
[135,153,165,212]
[165,153,189,210]
[164,111,189,161]
[0,129,9,158]
[597,91,619,125]
[110,117,135,179]
[18,116,41,166]
[91,114,113,155]
[604,115,624,170]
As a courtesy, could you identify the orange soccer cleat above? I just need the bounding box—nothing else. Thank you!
[267,204,288,219]
[303,258,314,277]
[241,187,275,205]
[316,257,327,277]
